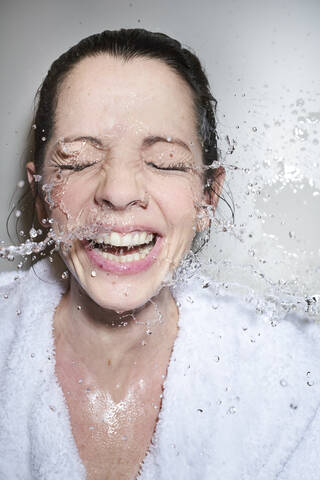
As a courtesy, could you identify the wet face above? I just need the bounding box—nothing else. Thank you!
[29,55,212,311]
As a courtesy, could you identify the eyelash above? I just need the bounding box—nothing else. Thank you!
[55,161,189,173]
[147,162,189,172]
[54,162,96,172]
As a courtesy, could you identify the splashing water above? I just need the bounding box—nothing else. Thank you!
[1,111,319,322]
[197,97,320,322]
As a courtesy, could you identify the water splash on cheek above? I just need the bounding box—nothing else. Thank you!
[42,171,75,221]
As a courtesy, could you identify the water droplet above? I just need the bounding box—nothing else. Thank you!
[280,378,288,387]
[296,98,304,107]
[78,379,83,384]
[214,355,220,362]
[227,406,236,415]
[61,271,69,280]
[89,426,94,430]
[30,353,35,358]
[29,228,38,239]
[33,174,42,182]
[32,124,37,130]
[252,127,257,132]
[41,136,46,142]
[290,403,298,410]
[77,305,82,311]
[17,180,25,188]
[91,270,97,277]
[293,126,308,141]
[3,294,8,299]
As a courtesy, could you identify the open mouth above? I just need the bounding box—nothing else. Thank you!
[83,229,163,274]
[88,231,157,263]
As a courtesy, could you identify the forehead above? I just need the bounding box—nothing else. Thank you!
[54,54,198,141]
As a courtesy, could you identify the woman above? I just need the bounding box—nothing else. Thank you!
[1,29,320,480]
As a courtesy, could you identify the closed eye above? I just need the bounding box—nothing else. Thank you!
[55,163,97,172]
[146,162,190,172]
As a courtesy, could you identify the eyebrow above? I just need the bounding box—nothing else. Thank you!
[62,135,104,146]
[142,135,191,152]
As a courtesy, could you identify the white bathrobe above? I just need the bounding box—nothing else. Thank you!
[0,260,320,480]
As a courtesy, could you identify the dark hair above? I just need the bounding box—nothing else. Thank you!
[10,28,234,254]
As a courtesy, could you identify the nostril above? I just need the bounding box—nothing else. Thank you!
[101,199,115,209]
[99,197,148,210]
[128,198,148,209]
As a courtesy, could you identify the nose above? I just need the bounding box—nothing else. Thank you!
[94,163,148,211]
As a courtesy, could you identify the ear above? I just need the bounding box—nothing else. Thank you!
[26,162,48,226]
[196,166,226,232]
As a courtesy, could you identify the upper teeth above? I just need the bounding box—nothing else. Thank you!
[95,231,154,247]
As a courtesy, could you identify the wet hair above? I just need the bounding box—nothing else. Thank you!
[10,28,234,253]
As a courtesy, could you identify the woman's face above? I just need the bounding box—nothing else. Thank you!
[33,55,212,311]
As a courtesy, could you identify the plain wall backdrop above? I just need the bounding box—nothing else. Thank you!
[0,0,319,314]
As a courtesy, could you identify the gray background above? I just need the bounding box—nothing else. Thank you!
[0,0,319,309]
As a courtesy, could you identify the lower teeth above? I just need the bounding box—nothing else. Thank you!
[96,244,153,263]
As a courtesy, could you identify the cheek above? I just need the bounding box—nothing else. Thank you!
[150,176,202,225]
[44,175,95,223]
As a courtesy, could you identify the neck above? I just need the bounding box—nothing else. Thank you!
[54,277,179,379]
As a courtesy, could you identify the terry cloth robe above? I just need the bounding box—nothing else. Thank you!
[0,259,320,480]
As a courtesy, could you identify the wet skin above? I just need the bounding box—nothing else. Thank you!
[27,55,224,479]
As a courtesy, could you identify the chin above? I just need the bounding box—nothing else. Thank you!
[84,281,163,314]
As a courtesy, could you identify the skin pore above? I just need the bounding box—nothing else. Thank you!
[27,55,225,479]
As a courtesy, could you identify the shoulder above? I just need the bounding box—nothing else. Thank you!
[0,260,65,366]
[0,267,28,370]
[173,272,320,422]
[171,274,320,477]
[175,273,320,362]
[0,259,65,297]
